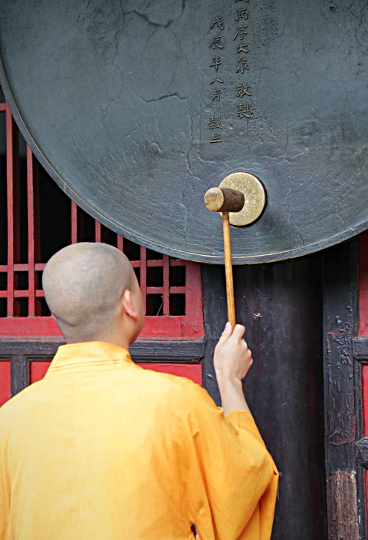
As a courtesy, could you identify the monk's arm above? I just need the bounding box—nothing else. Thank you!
[214,322,252,415]
[182,323,278,539]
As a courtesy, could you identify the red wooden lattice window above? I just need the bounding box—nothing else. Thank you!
[0,361,10,406]
[0,87,203,341]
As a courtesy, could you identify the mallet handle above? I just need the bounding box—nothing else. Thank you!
[222,212,236,328]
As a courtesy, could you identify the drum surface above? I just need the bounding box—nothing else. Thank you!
[1,0,367,263]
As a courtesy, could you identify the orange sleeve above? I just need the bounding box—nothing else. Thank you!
[183,383,278,540]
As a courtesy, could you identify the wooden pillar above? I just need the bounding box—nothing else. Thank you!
[202,252,327,539]
[323,239,362,539]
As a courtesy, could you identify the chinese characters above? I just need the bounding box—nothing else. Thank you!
[233,6,252,121]
[208,14,226,143]
[206,2,253,145]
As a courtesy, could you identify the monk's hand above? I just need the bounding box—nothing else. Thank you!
[214,322,253,383]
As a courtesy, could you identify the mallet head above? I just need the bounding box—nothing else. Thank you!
[204,172,267,226]
[204,187,245,213]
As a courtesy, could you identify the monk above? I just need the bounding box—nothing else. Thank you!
[0,242,278,539]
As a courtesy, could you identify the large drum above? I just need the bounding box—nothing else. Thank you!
[1,0,368,263]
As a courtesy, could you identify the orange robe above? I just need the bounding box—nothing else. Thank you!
[0,342,278,539]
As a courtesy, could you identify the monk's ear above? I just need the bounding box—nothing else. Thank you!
[121,289,139,321]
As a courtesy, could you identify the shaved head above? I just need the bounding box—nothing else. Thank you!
[43,243,137,343]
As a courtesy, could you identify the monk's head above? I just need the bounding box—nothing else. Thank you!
[43,242,144,346]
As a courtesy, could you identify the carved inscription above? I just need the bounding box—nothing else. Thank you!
[208,14,225,143]
[233,8,252,120]
[207,2,253,144]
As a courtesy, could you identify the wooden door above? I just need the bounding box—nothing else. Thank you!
[201,253,327,539]
[201,237,366,539]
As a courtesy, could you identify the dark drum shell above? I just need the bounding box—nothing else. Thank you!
[1,0,368,263]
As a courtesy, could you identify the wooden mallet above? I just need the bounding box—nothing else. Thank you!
[204,172,267,329]
[204,187,244,329]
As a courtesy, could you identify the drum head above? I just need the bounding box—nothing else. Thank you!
[1,0,368,263]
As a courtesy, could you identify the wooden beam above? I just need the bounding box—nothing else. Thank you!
[353,337,368,360]
[323,238,362,540]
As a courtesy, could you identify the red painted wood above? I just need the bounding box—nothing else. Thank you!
[27,145,35,316]
[183,260,203,338]
[33,158,41,269]
[139,315,203,339]
[146,287,164,294]
[6,105,14,317]
[365,471,368,537]
[71,201,78,243]
[362,365,368,532]
[35,290,45,298]
[147,260,164,267]
[30,360,202,386]
[0,361,11,406]
[362,365,368,435]
[138,363,202,386]
[13,290,30,298]
[0,314,204,339]
[140,245,147,312]
[359,231,368,336]
[359,237,368,532]
[163,255,169,315]
[0,262,203,338]
[0,317,62,338]
[12,122,20,297]
[30,361,50,383]
[169,287,186,294]
[95,220,101,242]
[116,235,123,251]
